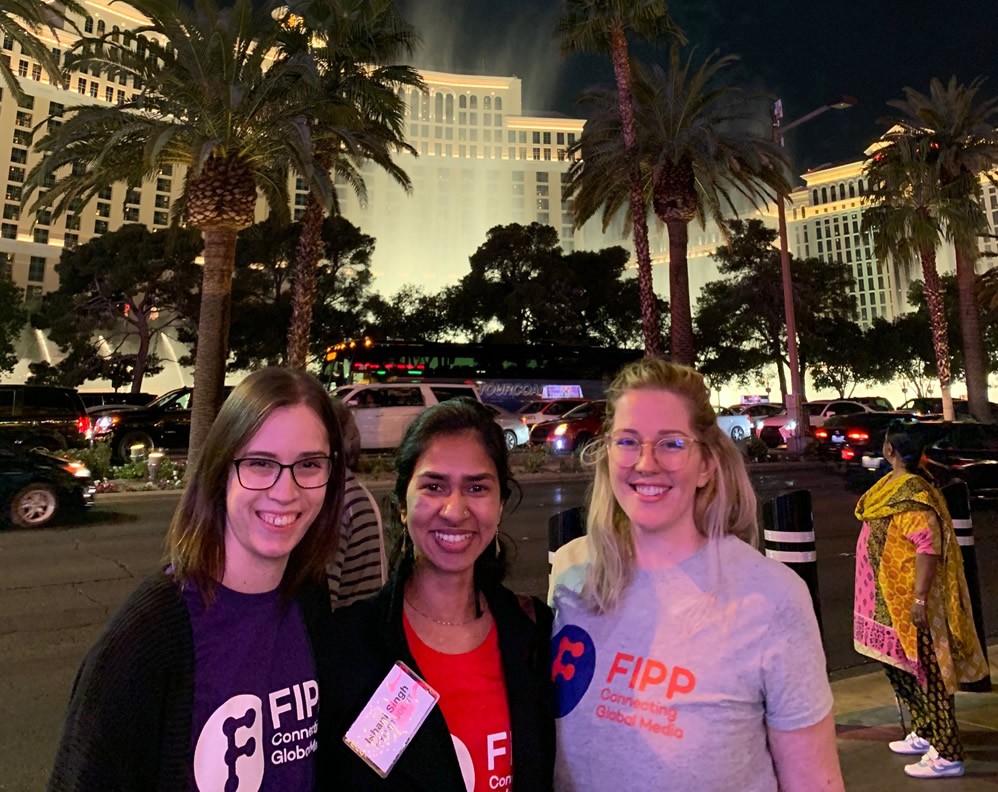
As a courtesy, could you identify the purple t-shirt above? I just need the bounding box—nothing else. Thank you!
[183,582,318,791]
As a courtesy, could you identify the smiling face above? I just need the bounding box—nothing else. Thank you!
[223,403,330,593]
[404,430,502,578]
[609,388,714,542]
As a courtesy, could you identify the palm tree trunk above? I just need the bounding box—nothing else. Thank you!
[919,245,955,421]
[188,225,238,471]
[609,26,663,358]
[955,243,992,422]
[665,220,694,364]
[287,194,325,370]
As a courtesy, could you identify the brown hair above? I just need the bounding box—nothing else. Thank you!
[166,367,345,600]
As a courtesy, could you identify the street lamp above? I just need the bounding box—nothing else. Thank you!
[771,95,857,454]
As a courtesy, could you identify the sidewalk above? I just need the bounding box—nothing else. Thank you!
[834,653,998,789]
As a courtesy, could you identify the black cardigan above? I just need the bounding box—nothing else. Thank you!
[47,571,332,792]
[317,574,556,791]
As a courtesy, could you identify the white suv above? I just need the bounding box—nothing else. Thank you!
[333,383,481,450]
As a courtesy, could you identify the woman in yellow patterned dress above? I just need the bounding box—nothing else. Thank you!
[854,424,988,779]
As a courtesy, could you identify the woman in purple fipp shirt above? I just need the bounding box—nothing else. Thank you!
[48,367,345,792]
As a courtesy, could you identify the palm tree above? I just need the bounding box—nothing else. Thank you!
[863,134,969,421]
[0,0,84,101]
[886,77,998,423]
[25,0,335,466]
[278,0,421,370]
[567,51,788,365]
[557,0,685,358]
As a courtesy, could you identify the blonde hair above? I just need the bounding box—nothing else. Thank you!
[583,357,757,613]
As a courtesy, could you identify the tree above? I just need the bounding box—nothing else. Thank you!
[0,0,82,103]
[25,0,335,467]
[33,225,202,392]
[865,315,936,398]
[0,276,25,374]
[278,0,422,369]
[863,134,962,420]
[558,0,685,357]
[364,284,452,341]
[886,76,998,422]
[568,52,787,364]
[694,219,855,398]
[807,317,877,398]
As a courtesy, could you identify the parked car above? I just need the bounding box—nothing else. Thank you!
[484,404,529,451]
[79,391,158,410]
[0,385,91,451]
[756,399,892,448]
[848,421,998,498]
[515,398,591,428]
[333,382,481,450]
[0,445,95,528]
[898,397,998,420]
[814,410,913,462]
[730,402,785,420]
[715,407,752,442]
[530,400,606,454]
[90,386,233,463]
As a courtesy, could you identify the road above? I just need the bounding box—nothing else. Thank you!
[1,469,996,790]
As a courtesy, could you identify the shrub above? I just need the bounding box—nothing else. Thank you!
[745,437,770,463]
[521,446,549,474]
[110,460,149,480]
[58,443,113,480]
[357,453,396,479]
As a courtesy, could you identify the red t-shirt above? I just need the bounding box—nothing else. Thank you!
[404,613,513,792]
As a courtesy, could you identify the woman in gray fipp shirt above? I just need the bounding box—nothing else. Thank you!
[549,358,845,792]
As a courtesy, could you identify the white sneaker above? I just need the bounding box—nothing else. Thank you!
[890,732,932,755]
[904,747,966,779]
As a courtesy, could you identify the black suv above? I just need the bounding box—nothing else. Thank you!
[79,391,158,410]
[0,385,91,451]
[91,386,228,462]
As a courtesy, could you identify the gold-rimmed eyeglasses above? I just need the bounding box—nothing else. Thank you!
[605,432,699,471]
[232,456,335,490]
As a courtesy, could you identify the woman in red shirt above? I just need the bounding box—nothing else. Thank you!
[320,398,554,791]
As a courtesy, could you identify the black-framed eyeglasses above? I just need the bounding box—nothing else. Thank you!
[605,432,700,471]
[232,456,336,490]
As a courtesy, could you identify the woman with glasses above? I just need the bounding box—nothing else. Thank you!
[49,367,344,791]
[549,358,843,791]
[319,398,555,790]
[853,423,986,779]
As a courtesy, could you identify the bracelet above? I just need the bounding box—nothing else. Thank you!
[913,598,926,606]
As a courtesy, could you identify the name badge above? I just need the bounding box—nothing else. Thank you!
[343,661,440,778]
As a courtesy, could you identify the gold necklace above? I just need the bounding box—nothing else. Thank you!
[404,595,483,626]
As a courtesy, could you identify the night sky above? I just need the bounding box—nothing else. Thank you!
[396,0,998,174]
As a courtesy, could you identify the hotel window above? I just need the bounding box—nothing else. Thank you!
[96,202,111,218]
[494,114,501,126]
[89,82,98,98]
[8,166,24,182]
[154,211,168,226]
[33,227,48,244]
[495,97,502,111]
[65,214,80,230]
[125,189,141,205]
[3,204,18,220]
[14,111,30,128]
[28,257,46,282]
[84,16,94,33]
[459,95,467,109]
[2,36,10,50]
[31,63,40,81]
[36,209,50,225]
[18,94,33,110]
[458,112,466,125]
[469,96,478,110]
[117,90,125,104]
[5,184,20,201]
[0,252,10,279]
[483,113,491,126]
[11,129,29,146]
[98,187,112,200]
[155,194,170,209]
[469,112,477,125]
[445,95,453,121]
[17,60,27,77]
[1,223,15,239]
[97,20,105,35]
[434,92,443,121]
[10,147,27,164]
[532,131,540,144]
[94,219,108,234]
[156,178,170,192]
[483,96,491,110]
[50,48,60,65]
[105,86,113,102]
[123,206,139,222]
[76,77,87,94]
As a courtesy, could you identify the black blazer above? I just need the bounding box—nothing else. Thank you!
[317,574,555,791]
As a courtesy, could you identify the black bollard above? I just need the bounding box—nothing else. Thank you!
[941,480,991,693]
[548,506,585,566]
[762,490,824,640]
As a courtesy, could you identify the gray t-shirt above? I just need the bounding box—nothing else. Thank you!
[550,535,832,792]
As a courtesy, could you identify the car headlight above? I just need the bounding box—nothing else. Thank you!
[95,416,119,431]
[63,462,91,478]
[553,423,568,437]
[785,420,797,431]
[755,419,765,431]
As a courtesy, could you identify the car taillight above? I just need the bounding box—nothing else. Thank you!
[815,428,828,440]
[77,415,91,436]
[847,430,869,442]
[841,447,856,461]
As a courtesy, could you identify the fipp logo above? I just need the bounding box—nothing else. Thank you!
[551,624,596,718]
[193,694,265,792]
